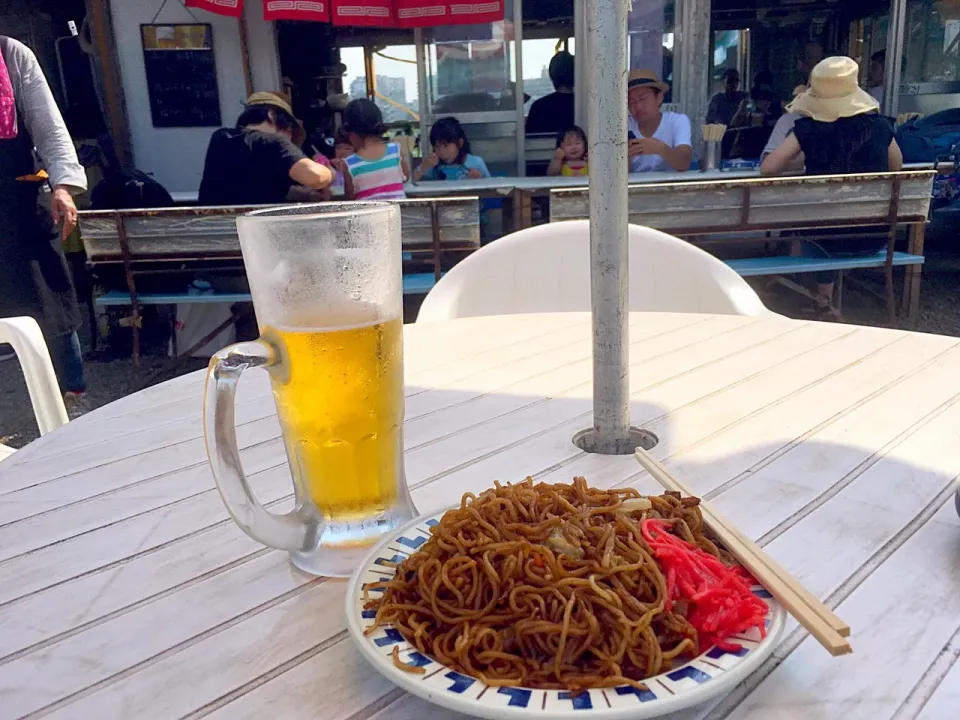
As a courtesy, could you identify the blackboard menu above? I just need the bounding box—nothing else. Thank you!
[141,24,222,128]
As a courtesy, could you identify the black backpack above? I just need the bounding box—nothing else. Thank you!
[90,170,174,210]
[896,109,960,164]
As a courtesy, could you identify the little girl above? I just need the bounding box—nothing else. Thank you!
[312,131,354,196]
[548,126,588,176]
[337,99,408,200]
[413,117,490,181]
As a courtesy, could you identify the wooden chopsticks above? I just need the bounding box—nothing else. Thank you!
[635,448,852,657]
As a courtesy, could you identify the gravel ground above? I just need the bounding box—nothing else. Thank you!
[3,230,959,450]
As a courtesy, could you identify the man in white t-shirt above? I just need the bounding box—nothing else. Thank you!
[867,50,885,107]
[761,85,807,171]
[626,69,693,173]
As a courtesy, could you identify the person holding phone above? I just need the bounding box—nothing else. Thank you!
[626,70,693,173]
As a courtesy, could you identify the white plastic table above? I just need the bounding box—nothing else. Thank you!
[1,312,959,720]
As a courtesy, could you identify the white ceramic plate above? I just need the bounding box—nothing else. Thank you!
[345,509,786,720]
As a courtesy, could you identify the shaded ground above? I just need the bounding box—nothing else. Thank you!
[3,231,959,449]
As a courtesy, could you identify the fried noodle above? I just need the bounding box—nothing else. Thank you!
[366,477,739,693]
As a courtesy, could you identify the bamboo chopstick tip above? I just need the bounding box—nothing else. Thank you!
[829,642,854,657]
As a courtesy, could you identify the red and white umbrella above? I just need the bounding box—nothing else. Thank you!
[187,0,504,27]
[185,0,244,18]
[263,1,331,21]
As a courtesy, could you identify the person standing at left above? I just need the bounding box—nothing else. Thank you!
[1,35,88,414]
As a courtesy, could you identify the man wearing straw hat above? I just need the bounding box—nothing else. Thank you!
[626,69,692,173]
[198,92,333,206]
[761,56,903,317]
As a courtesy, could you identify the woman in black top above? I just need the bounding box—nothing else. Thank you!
[761,56,903,317]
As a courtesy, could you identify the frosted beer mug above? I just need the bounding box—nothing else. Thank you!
[204,203,416,577]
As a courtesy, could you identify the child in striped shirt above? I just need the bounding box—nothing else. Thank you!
[337,99,408,201]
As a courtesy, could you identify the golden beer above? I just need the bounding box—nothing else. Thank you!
[261,314,403,521]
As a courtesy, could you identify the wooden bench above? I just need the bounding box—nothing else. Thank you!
[550,171,935,322]
[79,198,480,364]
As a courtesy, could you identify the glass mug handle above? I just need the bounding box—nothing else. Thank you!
[204,340,310,551]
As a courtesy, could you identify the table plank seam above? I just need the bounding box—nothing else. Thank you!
[0,428,286,524]
[663,331,904,449]
[1,390,274,470]
[0,449,285,533]
[406,323,807,490]
[0,414,275,500]
[607,332,909,493]
[341,687,407,720]
[403,317,751,454]
[0,493,293,609]
[755,387,960,548]
[21,577,328,719]
[403,316,657,399]
[404,315,593,382]
[890,626,960,720]
[0,486,212,560]
[695,341,960,502]
[401,315,716,426]
[0,447,286,558]
[416,320,850,493]
[700,480,959,720]
[3,375,215,460]
[0,546,272,667]
[2,323,707,498]
[2,321,749,528]
[0,321,762,508]
[609,332,922,492]
[181,630,351,719]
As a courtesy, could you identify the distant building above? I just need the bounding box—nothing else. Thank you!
[523,76,556,105]
[349,74,412,124]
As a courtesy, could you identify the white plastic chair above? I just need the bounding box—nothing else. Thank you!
[418,221,770,322]
[0,317,69,459]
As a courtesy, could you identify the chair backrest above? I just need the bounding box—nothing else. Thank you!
[416,221,769,322]
[79,198,480,264]
[0,317,68,436]
[550,171,935,235]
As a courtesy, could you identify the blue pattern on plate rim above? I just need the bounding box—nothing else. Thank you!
[347,511,786,718]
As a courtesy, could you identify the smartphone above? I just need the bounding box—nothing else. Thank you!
[628,131,637,140]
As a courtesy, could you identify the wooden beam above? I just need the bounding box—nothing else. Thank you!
[86,0,133,169]
[237,12,254,97]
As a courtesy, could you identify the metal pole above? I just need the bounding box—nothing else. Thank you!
[237,13,255,98]
[675,0,711,156]
[514,0,526,177]
[586,0,631,454]
[415,29,430,151]
[883,0,907,118]
[87,0,133,169]
[574,0,587,131]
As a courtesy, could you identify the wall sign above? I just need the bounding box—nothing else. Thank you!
[141,24,222,128]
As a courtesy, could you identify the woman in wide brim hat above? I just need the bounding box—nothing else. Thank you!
[760,56,904,319]
[761,55,903,178]
[784,57,881,123]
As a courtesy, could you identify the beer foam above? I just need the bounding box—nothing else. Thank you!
[272,307,401,334]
